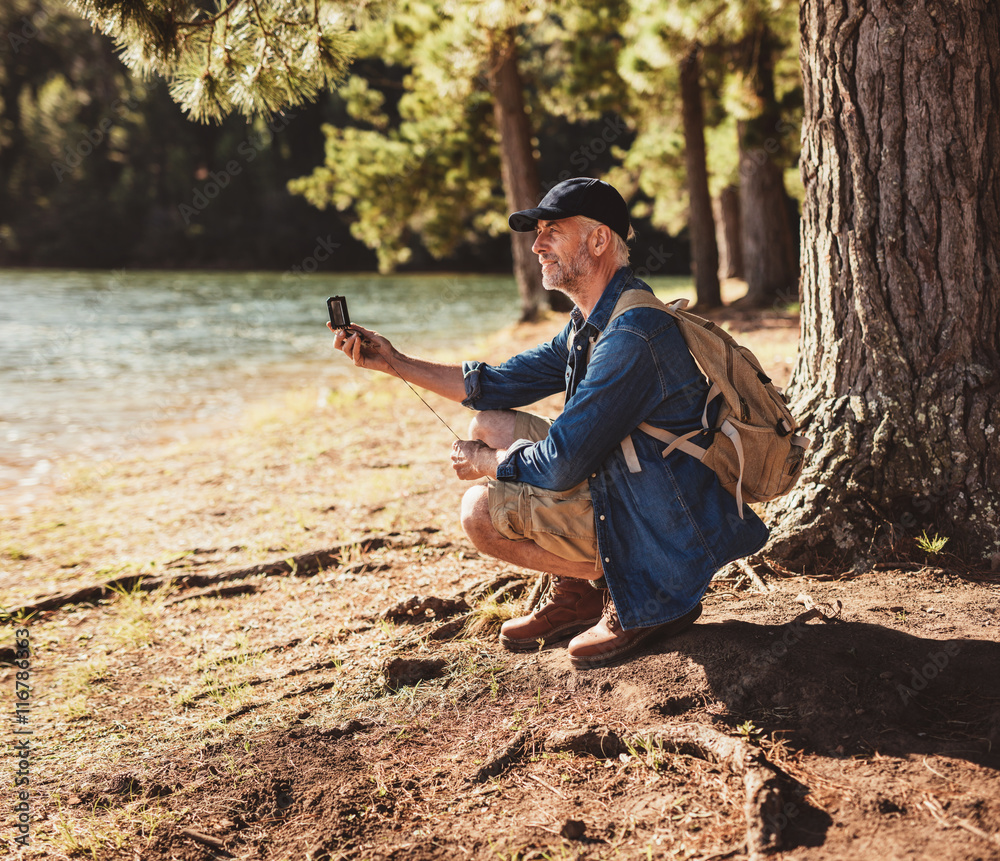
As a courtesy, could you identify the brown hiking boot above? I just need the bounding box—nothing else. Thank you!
[567,595,702,669]
[499,578,606,653]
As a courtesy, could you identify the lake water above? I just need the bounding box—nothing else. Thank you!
[0,269,523,508]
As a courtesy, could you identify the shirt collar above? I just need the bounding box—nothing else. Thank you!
[577,266,635,336]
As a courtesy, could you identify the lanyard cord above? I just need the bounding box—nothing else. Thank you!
[361,334,461,441]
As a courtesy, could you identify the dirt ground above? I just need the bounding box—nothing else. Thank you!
[2,302,999,861]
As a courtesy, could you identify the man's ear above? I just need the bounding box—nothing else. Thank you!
[590,224,612,257]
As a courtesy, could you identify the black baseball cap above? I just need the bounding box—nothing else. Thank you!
[509,177,630,241]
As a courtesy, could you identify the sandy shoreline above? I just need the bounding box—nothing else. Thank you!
[1,357,352,515]
[0,316,566,603]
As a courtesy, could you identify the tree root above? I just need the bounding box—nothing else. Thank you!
[545,723,786,859]
[638,724,785,859]
[163,583,260,606]
[9,530,436,616]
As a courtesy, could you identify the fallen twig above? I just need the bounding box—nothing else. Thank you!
[179,827,233,856]
[794,593,843,623]
[527,772,568,800]
[923,793,1000,847]
[735,558,772,593]
[469,730,530,784]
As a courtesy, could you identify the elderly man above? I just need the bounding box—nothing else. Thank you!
[332,177,769,668]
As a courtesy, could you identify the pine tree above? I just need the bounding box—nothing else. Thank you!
[768,0,1000,570]
[68,0,369,122]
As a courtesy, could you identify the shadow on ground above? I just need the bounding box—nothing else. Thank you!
[546,615,1000,768]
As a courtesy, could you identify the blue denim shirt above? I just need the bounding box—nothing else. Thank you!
[462,267,769,630]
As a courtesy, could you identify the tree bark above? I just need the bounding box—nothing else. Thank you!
[715,184,743,280]
[680,45,721,310]
[489,29,547,322]
[735,24,798,308]
[766,0,1000,572]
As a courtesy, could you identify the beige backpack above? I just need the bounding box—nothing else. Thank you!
[605,290,810,518]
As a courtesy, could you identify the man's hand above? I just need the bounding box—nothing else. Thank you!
[451,439,505,480]
[329,323,393,374]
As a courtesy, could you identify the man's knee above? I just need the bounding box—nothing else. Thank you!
[468,410,517,448]
[460,484,493,545]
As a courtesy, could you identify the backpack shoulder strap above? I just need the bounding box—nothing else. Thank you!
[605,289,679,328]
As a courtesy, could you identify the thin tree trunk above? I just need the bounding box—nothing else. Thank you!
[739,146,796,307]
[766,0,1000,571]
[489,30,546,322]
[680,45,721,310]
[735,23,798,308]
[715,184,743,280]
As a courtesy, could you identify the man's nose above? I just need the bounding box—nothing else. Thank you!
[531,234,546,254]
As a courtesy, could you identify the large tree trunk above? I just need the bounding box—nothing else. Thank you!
[680,45,721,310]
[736,23,798,309]
[715,184,743,281]
[765,0,1000,572]
[489,30,547,323]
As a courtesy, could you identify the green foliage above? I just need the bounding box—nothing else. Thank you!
[0,0,378,268]
[69,0,375,122]
[616,0,802,233]
[737,719,763,742]
[1,0,806,274]
[289,0,635,272]
[916,531,949,555]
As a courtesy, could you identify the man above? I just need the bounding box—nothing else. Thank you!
[332,177,769,668]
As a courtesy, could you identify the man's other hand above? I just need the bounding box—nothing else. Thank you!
[451,439,504,480]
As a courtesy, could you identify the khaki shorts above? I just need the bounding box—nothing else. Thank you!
[487,411,598,564]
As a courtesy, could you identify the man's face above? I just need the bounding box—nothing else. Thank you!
[532,218,596,294]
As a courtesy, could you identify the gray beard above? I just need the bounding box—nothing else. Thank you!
[541,244,595,297]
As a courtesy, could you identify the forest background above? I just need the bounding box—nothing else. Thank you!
[0,0,802,320]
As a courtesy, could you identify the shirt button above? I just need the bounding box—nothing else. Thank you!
[576,345,582,350]
[599,515,605,521]
[591,473,597,478]
[604,557,610,563]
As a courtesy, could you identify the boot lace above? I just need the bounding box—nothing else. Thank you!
[601,591,620,631]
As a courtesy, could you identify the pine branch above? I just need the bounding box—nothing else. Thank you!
[68,0,365,122]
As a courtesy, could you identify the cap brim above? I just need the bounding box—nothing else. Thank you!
[508,206,574,232]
